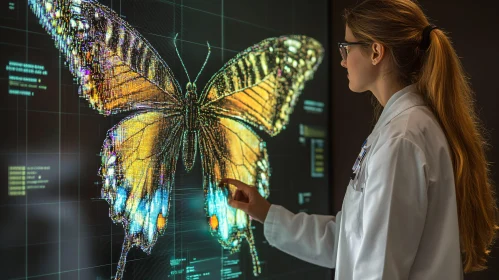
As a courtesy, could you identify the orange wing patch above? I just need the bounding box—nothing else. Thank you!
[209,215,219,230]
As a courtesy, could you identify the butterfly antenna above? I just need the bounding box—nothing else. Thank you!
[194,41,211,84]
[173,33,191,83]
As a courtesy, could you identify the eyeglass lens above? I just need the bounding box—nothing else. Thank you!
[339,45,347,60]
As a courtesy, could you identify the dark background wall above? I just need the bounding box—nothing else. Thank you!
[330,0,499,279]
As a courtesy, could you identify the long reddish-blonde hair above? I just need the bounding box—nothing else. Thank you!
[343,0,498,273]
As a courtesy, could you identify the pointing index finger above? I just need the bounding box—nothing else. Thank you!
[219,178,250,190]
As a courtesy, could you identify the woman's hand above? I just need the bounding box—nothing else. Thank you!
[220,178,271,224]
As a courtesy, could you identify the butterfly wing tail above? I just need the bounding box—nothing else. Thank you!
[245,225,262,276]
[115,235,132,280]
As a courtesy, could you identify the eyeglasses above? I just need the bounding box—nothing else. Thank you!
[338,42,370,61]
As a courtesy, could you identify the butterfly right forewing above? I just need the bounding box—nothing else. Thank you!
[199,35,324,136]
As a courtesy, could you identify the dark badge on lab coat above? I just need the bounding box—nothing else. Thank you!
[350,139,370,191]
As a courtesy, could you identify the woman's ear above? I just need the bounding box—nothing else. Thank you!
[371,42,385,65]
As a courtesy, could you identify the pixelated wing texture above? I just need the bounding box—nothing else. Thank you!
[100,111,183,252]
[198,116,270,275]
[29,0,181,115]
[200,35,323,136]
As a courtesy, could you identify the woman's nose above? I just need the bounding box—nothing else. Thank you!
[340,59,347,68]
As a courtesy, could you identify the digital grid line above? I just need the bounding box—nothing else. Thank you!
[58,48,62,280]
[24,0,29,278]
[8,255,152,280]
[221,1,225,275]
[173,2,179,278]
[0,25,45,35]
[78,62,81,280]
[157,0,284,34]
[0,108,108,117]
[0,42,44,50]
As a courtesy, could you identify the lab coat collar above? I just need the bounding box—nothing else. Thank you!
[368,83,426,143]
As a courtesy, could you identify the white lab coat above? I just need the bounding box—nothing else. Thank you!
[264,84,464,279]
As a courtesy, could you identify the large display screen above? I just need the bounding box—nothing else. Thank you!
[1,0,331,279]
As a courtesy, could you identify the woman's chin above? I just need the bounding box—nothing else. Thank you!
[348,82,365,93]
[348,82,358,92]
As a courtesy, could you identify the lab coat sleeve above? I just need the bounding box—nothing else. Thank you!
[263,204,341,269]
[354,137,428,280]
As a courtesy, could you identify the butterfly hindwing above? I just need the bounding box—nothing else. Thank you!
[100,111,183,279]
[198,116,270,276]
[29,0,182,115]
[200,35,324,136]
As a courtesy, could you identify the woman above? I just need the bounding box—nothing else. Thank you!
[221,0,499,279]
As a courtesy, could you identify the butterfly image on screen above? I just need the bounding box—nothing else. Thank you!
[29,0,323,278]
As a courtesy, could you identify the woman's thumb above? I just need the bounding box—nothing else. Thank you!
[228,198,248,212]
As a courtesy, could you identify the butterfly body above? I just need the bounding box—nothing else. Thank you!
[181,82,200,172]
[29,0,324,279]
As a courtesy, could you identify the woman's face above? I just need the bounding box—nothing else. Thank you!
[341,25,377,93]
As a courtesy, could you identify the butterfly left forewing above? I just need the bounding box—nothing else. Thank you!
[29,0,182,115]
[100,111,183,279]
[198,116,270,276]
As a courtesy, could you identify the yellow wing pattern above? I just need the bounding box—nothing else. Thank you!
[200,35,323,136]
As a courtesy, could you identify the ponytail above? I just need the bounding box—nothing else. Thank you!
[417,29,499,272]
